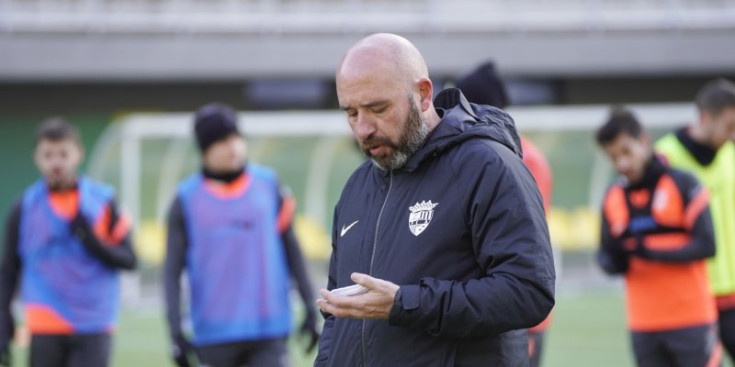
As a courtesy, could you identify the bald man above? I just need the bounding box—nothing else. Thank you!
[315,33,555,366]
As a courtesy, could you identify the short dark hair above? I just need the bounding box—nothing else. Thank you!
[695,78,735,116]
[35,117,82,146]
[595,106,643,146]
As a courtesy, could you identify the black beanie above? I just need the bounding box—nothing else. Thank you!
[454,61,510,109]
[194,102,241,152]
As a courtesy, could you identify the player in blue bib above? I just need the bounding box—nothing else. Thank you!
[163,103,319,367]
[0,117,137,367]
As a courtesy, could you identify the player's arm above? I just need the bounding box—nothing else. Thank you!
[597,211,630,275]
[388,143,555,339]
[163,196,194,367]
[277,186,319,352]
[523,140,553,213]
[0,200,21,355]
[282,226,315,306]
[163,196,188,340]
[70,200,137,270]
[277,187,316,316]
[640,183,715,263]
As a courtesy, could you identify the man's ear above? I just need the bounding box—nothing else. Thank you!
[32,145,42,172]
[699,109,712,127]
[416,77,434,112]
[641,132,651,146]
[242,138,249,161]
[78,144,86,165]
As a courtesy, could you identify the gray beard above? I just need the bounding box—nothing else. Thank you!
[372,100,430,171]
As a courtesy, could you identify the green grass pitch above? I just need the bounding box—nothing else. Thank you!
[9,291,732,366]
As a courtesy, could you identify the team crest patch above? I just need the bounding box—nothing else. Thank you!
[408,200,438,236]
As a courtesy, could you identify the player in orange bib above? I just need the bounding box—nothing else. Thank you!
[596,107,720,367]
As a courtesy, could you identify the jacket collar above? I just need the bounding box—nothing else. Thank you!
[398,88,522,173]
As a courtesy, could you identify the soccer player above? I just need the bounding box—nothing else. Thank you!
[163,103,319,367]
[597,107,720,366]
[455,61,554,367]
[0,117,137,367]
[315,33,554,366]
[656,78,735,362]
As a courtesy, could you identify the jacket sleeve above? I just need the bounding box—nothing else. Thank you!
[0,200,21,348]
[70,199,137,270]
[642,181,715,263]
[314,206,339,366]
[277,186,316,315]
[163,196,188,339]
[598,209,630,275]
[282,226,316,310]
[388,141,555,339]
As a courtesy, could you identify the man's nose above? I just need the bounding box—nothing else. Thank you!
[354,114,377,141]
[50,155,64,168]
[615,158,631,173]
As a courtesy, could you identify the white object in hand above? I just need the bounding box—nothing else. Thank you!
[330,284,369,297]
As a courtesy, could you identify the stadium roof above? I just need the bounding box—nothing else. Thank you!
[1,0,734,80]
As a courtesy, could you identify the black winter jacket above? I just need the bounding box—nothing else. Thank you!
[315,89,555,367]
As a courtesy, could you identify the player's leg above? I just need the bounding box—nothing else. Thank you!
[196,341,243,367]
[245,337,291,367]
[631,331,673,367]
[528,330,545,367]
[29,334,69,367]
[718,308,735,362]
[665,323,721,367]
[66,333,111,367]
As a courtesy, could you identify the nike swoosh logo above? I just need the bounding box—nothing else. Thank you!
[340,220,359,237]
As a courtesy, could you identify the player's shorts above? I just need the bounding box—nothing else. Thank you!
[196,337,290,367]
[528,329,545,367]
[717,308,735,360]
[29,333,111,367]
[631,323,721,367]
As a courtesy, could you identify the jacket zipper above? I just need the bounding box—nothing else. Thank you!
[362,171,393,367]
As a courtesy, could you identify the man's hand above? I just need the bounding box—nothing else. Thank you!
[625,235,650,259]
[69,211,92,243]
[171,334,193,367]
[316,273,399,320]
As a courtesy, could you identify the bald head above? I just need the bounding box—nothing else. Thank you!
[337,33,428,88]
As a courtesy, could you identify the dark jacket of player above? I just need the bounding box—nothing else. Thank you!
[316,89,556,367]
[599,156,716,331]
